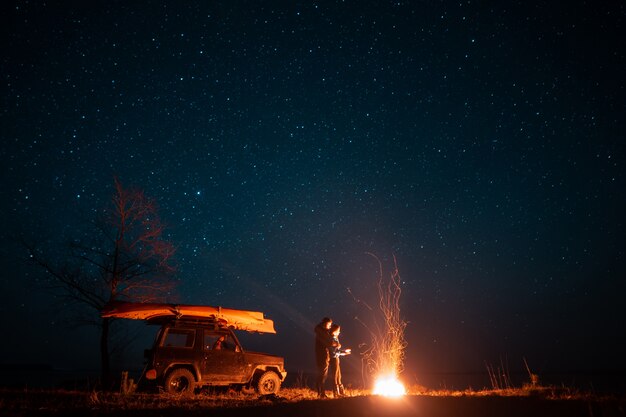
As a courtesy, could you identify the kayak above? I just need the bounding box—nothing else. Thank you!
[101,301,276,333]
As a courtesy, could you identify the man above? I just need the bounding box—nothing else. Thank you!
[213,335,226,350]
[314,317,337,398]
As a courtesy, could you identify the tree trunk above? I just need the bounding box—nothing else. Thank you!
[101,317,111,389]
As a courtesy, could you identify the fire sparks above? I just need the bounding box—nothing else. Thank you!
[351,254,409,398]
[373,374,406,397]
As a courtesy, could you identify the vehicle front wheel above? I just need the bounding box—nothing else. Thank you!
[256,371,281,395]
[164,368,196,395]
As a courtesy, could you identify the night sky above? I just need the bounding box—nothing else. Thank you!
[1,1,624,387]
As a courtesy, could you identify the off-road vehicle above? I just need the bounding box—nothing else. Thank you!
[102,302,286,395]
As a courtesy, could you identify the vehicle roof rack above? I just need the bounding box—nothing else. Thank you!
[146,316,231,329]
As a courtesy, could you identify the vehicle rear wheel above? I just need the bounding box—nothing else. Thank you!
[256,371,281,395]
[164,368,196,395]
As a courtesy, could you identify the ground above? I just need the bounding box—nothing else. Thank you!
[0,388,624,417]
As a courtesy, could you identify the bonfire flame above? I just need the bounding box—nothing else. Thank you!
[373,374,406,397]
[351,254,408,398]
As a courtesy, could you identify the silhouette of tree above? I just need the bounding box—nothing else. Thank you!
[23,177,177,387]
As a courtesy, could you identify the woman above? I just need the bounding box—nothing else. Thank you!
[328,323,351,397]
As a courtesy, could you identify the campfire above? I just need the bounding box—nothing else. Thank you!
[373,374,406,397]
[352,254,408,398]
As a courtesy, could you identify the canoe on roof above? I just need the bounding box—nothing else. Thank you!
[101,301,276,334]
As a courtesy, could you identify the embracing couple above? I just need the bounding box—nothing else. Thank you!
[314,317,351,398]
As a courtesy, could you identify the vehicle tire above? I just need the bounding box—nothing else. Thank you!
[256,371,281,395]
[164,368,196,395]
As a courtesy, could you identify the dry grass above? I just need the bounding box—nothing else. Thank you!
[403,383,615,401]
[0,384,618,415]
[0,387,324,413]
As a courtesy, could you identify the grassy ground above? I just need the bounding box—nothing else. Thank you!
[0,384,622,416]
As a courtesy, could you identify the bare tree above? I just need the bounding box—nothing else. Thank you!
[23,177,177,387]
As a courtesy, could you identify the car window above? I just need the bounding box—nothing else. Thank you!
[204,332,236,351]
[162,328,195,348]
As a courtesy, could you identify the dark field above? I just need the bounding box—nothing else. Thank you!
[1,388,624,417]
[1,366,625,417]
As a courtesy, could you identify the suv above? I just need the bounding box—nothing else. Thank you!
[142,319,287,395]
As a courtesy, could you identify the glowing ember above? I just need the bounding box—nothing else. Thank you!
[372,375,406,397]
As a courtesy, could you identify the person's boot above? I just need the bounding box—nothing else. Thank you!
[333,386,341,398]
[338,384,346,396]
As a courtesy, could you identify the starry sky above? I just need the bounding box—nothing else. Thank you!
[1,1,624,386]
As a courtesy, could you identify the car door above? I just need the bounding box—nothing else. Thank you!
[201,330,246,384]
